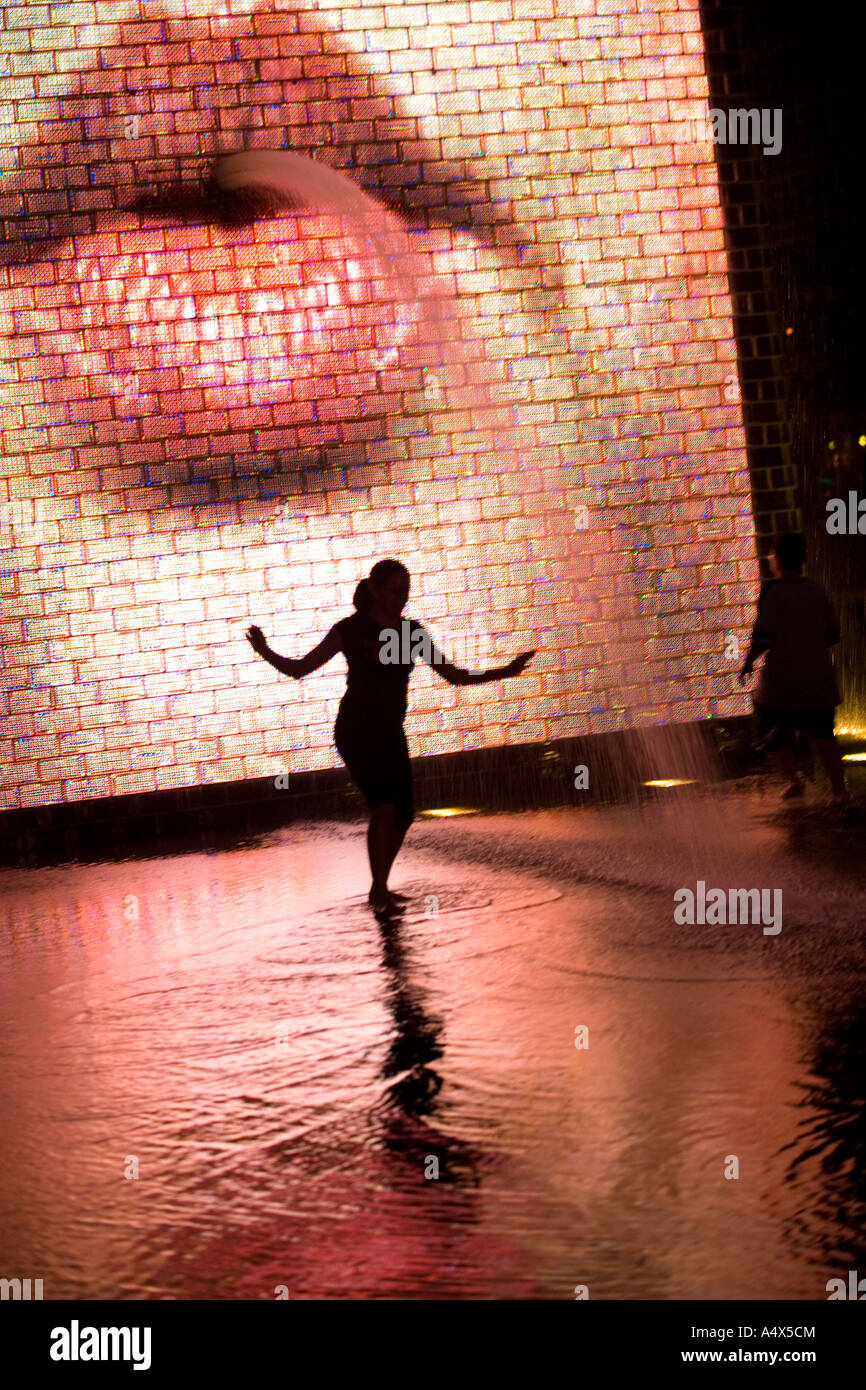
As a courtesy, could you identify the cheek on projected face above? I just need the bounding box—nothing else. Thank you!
[53,211,431,436]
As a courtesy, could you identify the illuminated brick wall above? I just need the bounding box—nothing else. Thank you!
[0,0,757,810]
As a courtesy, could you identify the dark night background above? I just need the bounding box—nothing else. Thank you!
[702,1,864,580]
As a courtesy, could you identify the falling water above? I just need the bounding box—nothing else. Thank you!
[212,151,568,725]
[174,148,750,807]
[212,150,446,381]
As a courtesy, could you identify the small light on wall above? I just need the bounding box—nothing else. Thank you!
[419,807,480,817]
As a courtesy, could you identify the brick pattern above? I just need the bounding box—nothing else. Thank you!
[0,0,757,810]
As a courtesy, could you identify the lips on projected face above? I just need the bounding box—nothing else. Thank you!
[56,207,432,452]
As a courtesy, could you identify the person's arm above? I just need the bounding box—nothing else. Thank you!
[418,627,536,686]
[824,593,841,646]
[739,585,774,682]
[246,623,342,679]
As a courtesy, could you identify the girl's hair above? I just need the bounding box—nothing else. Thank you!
[774,532,805,571]
[352,558,409,613]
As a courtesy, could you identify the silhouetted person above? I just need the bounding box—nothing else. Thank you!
[739,532,848,804]
[247,558,535,913]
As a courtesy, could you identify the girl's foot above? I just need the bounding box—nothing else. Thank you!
[754,725,781,754]
[781,780,805,800]
[368,886,405,916]
[388,890,410,904]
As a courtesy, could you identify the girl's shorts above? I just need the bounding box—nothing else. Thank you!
[335,705,414,827]
[754,702,836,742]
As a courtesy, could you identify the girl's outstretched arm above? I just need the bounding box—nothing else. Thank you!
[419,629,536,686]
[246,624,342,679]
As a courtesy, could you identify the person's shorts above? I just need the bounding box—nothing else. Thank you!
[334,703,414,827]
[753,702,836,742]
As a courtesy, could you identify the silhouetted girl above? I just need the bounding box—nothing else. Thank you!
[739,532,848,804]
[247,558,535,913]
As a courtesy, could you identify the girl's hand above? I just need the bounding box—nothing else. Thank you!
[503,649,536,678]
[246,625,268,656]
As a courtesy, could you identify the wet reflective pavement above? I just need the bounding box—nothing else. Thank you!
[1,787,865,1300]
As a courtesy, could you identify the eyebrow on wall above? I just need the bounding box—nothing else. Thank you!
[0,13,527,279]
[3,179,304,272]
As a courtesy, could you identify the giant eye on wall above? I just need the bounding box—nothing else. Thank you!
[14,153,447,486]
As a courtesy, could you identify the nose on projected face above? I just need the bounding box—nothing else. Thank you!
[59,210,425,430]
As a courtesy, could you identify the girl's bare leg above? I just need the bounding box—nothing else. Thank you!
[367,804,412,909]
[382,817,410,885]
[778,741,804,798]
[811,737,848,801]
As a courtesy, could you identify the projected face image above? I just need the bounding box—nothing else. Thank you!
[68,218,411,411]
[0,0,757,808]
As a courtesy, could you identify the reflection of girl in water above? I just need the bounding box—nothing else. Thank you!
[247,558,535,915]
